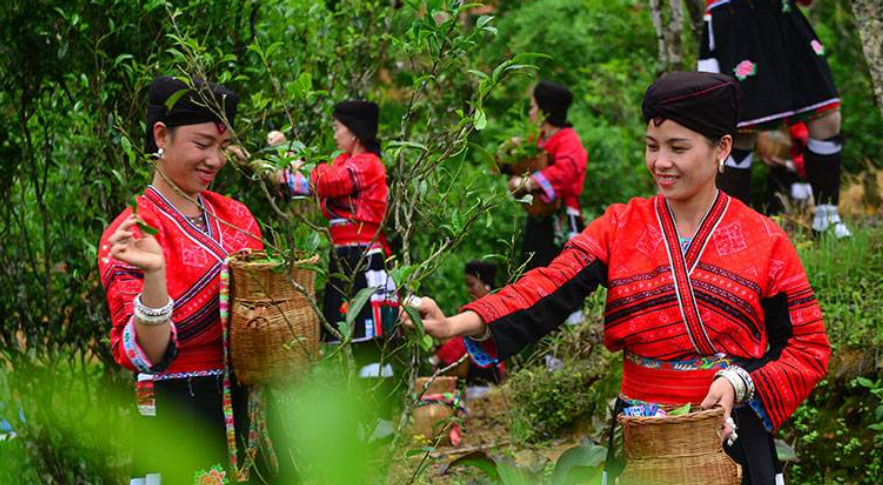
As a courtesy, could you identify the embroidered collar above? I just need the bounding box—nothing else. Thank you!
[144,186,228,262]
[654,191,730,355]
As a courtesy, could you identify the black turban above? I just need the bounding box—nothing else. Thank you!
[333,100,381,155]
[145,76,239,153]
[641,71,741,139]
[533,80,573,128]
[465,260,497,289]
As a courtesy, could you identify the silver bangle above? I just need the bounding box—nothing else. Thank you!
[134,294,174,326]
[715,369,745,402]
[468,324,493,342]
[715,367,754,403]
[730,365,755,402]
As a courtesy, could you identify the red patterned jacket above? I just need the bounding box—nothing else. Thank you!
[284,152,390,252]
[528,127,588,211]
[98,187,263,375]
[463,193,830,431]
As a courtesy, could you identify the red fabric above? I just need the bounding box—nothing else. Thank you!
[328,223,389,250]
[464,194,830,430]
[310,152,390,251]
[99,187,263,374]
[531,128,588,211]
[436,337,468,366]
[621,359,718,405]
[789,122,809,178]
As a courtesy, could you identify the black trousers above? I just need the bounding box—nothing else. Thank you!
[132,375,295,485]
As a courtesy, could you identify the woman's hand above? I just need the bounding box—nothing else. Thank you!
[401,297,458,340]
[108,215,165,273]
[508,175,533,196]
[701,377,737,444]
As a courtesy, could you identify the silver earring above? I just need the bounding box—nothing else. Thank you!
[485,285,491,291]
[718,158,726,174]
[156,147,165,159]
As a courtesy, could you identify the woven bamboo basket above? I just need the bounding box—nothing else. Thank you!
[497,152,562,218]
[617,407,741,485]
[229,252,320,385]
[755,128,792,163]
[412,376,460,445]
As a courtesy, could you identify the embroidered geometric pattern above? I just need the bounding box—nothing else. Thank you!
[463,195,830,431]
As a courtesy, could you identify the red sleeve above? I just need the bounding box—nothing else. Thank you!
[99,206,179,373]
[747,234,831,431]
[462,206,617,360]
[99,210,147,372]
[310,161,357,198]
[531,140,586,201]
[436,337,468,366]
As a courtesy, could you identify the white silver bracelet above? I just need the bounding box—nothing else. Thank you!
[730,365,755,402]
[715,368,746,402]
[715,366,755,403]
[468,324,493,342]
[134,294,174,326]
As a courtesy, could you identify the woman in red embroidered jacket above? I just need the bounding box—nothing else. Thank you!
[508,80,589,271]
[432,260,505,385]
[278,100,400,436]
[406,72,830,485]
[98,77,288,485]
[279,100,398,345]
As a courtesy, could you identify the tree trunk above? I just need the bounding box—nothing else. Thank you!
[851,0,883,121]
[649,0,687,72]
[684,0,706,49]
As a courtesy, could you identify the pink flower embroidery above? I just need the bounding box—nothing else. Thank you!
[733,60,757,81]
[194,465,228,485]
[811,40,825,56]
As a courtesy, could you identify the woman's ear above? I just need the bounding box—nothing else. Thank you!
[718,134,734,162]
[153,122,169,151]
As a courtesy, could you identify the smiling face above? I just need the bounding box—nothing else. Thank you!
[644,119,731,204]
[154,121,232,197]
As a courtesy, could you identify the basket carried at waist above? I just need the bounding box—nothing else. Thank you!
[617,407,741,485]
[412,376,463,446]
[228,251,320,386]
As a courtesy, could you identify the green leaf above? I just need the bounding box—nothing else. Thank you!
[402,305,426,340]
[129,195,138,214]
[405,446,435,458]
[298,72,312,91]
[476,15,494,28]
[265,41,283,58]
[165,88,190,111]
[854,376,875,389]
[420,335,434,352]
[551,444,607,485]
[497,458,538,485]
[389,264,418,287]
[441,451,500,481]
[774,439,799,463]
[137,220,159,236]
[336,319,351,340]
[473,109,487,131]
[668,403,691,416]
[346,287,378,328]
[565,465,604,484]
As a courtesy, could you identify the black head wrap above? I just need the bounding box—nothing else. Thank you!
[641,71,741,139]
[145,76,239,153]
[333,100,381,155]
[533,80,573,128]
[465,260,497,289]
